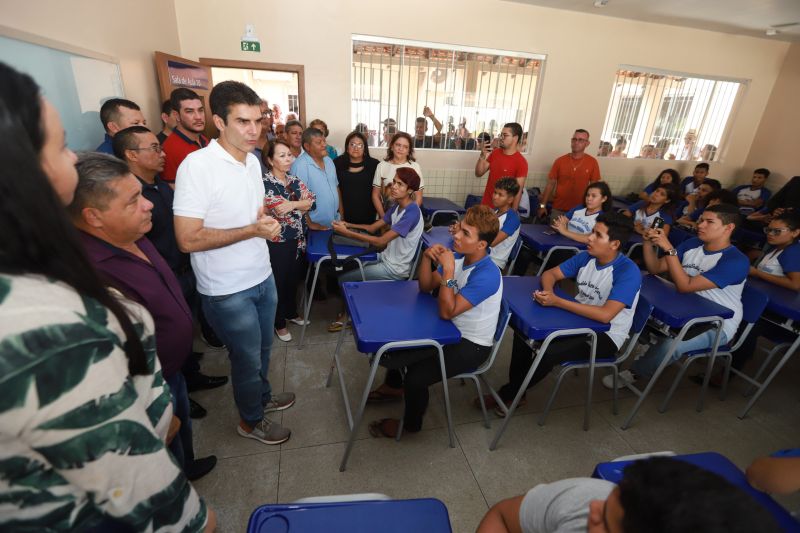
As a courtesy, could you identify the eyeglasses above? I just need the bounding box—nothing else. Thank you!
[348,142,365,149]
[571,138,589,143]
[763,227,792,235]
[130,144,162,153]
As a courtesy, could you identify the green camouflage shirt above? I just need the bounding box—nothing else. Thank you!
[0,274,207,532]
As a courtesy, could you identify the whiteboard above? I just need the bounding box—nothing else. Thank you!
[0,32,124,151]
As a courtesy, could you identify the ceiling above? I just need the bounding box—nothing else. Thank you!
[506,0,800,42]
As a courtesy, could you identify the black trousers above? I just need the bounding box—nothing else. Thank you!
[498,330,618,402]
[268,239,301,329]
[730,314,791,371]
[382,339,491,432]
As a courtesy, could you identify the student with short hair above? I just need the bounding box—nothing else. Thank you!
[365,205,502,438]
[477,456,780,533]
[489,177,521,270]
[483,211,641,413]
[551,181,613,244]
[606,204,749,388]
[733,168,771,214]
[680,162,710,197]
[677,188,736,229]
[676,178,720,220]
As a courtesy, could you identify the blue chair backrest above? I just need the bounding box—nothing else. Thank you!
[631,295,653,335]
[494,299,511,343]
[741,282,770,325]
[510,236,523,262]
[668,227,692,247]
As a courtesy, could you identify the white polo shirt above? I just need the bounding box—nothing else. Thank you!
[173,139,272,296]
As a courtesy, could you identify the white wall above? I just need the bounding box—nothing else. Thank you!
[174,0,789,201]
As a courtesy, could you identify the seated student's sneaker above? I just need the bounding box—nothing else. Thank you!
[237,417,291,445]
[186,455,217,481]
[601,370,637,390]
[275,328,292,342]
[264,391,296,413]
[288,316,310,326]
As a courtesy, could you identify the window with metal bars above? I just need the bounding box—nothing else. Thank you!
[599,67,746,161]
[351,35,545,151]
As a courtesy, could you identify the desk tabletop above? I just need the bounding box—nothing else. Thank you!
[519,224,587,253]
[746,277,800,323]
[640,274,734,328]
[592,452,799,533]
[422,227,454,250]
[342,280,461,354]
[306,230,378,264]
[248,498,452,533]
[421,197,466,217]
[502,276,609,341]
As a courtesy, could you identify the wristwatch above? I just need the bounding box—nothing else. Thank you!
[666,248,678,256]
[442,278,458,290]
[539,203,546,209]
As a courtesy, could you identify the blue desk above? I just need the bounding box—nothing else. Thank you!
[592,452,800,532]
[519,224,585,275]
[299,230,378,348]
[735,278,800,419]
[421,197,465,225]
[490,276,610,449]
[422,226,454,250]
[248,498,453,533]
[621,274,734,429]
[330,280,461,470]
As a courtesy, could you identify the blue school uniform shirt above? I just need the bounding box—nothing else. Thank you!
[676,238,749,340]
[558,252,641,349]
[565,206,602,234]
[633,204,674,229]
[681,176,702,196]
[491,208,521,269]
[379,202,423,278]
[733,185,771,205]
[437,254,502,346]
[757,242,800,277]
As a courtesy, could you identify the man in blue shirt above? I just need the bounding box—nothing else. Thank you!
[290,128,343,228]
[96,98,146,154]
[605,203,749,388]
[482,211,641,413]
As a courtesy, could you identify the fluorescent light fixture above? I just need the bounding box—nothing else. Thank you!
[765,28,778,36]
[594,0,609,6]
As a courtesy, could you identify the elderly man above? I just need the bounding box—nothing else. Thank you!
[537,129,601,221]
[174,80,294,446]
[290,127,343,229]
[112,126,228,418]
[68,152,216,481]
[96,98,146,154]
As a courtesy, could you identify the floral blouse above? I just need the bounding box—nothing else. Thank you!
[263,171,316,257]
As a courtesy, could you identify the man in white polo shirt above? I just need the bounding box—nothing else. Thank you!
[173,81,295,446]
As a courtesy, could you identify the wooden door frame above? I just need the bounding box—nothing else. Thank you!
[199,58,306,124]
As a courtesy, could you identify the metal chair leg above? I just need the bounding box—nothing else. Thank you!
[658,358,692,413]
[538,370,567,426]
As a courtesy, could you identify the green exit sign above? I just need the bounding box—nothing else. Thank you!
[241,41,261,52]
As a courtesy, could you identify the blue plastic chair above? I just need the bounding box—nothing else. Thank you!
[505,236,523,274]
[538,296,654,425]
[658,283,770,413]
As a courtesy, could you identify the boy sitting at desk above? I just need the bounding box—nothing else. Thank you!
[366,205,502,438]
[604,203,749,389]
[489,177,521,270]
[481,211,641,414]
[328,167,424,332]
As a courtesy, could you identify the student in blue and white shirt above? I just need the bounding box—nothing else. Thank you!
[733,168,772,215]
[329,167,424,331]
[727,211,800,376]
[365,206,502,438]
[637,168,680,202]
[484,212,641,412]
[624,183,679,236]
[490,177,522,270]
[680,162,710,198]
[607,204,749,388]
[551,181,612,244]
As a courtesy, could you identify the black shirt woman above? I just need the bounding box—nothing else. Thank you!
[334,131,380,224]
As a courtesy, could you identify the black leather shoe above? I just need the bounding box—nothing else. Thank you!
[189,398,207,419]
[186,455,217,481]
[186,373,229,392]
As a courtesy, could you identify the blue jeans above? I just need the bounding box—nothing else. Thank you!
[201,276,278,426]
[165,372,194,469]
[632,329,729,378]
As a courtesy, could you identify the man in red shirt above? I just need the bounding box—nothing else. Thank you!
[537,129,601,221]
[475,122,529,214]
[162,88,207,185]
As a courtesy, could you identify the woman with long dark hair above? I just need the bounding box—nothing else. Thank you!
[0,63,214,532]
[334,130,380,224]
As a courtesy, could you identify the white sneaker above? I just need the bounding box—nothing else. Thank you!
[602,370,636,390]
[288,317,310,326]
[275,328,292,342]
